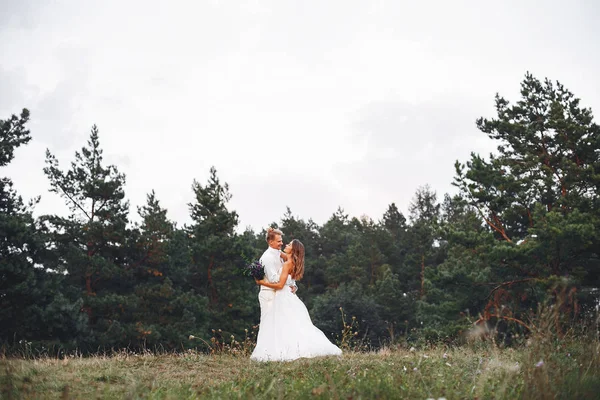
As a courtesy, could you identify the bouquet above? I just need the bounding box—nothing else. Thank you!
[241,259,265,280]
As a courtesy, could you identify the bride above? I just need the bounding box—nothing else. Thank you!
[250,239,342,362]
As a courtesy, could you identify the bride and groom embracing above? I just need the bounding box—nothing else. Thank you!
[250,227,342,362]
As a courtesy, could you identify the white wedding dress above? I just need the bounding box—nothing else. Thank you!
[250,275,342,362]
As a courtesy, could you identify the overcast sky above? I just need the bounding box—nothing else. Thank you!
[2,0,599,231]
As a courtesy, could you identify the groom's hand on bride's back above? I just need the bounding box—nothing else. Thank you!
[291,285,297,294]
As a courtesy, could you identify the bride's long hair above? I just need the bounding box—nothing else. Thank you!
[290,239,305,280]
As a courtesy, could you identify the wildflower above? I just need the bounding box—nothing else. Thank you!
[443,353,448,359]
[413,367,418,371]
[409,347,416,352]
[403,366,407,371]
[189,335,195,340]
[535,360,544,368]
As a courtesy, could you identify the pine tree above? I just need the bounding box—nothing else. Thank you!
[1,109,40,342]
[43,125,131,348]
[126,192,209,349]
[416,194,490,339]
[380,202,408,277]
[404,185,441,298]
[1,109,84,349]
[451,73,600,334]
[134,190,173,279]
[187,167,252,336]
[319,207,361,287]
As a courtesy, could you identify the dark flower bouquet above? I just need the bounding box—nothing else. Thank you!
[241,259,265,280]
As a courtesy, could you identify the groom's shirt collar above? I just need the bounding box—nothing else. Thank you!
[266,247,280,254]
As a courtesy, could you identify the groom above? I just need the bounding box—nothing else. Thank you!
[258,228,297,320]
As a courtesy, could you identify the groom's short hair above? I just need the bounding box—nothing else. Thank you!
[266,228,283,243]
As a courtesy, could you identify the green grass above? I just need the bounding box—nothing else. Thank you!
[1,339,599,399]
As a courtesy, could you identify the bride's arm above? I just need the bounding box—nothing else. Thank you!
[256,262,290,290]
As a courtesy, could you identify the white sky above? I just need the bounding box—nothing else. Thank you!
[1,0,599,231]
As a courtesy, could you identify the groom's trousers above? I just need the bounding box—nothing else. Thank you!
[258,289,276,323]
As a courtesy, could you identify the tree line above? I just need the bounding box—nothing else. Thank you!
[1,73,599,354]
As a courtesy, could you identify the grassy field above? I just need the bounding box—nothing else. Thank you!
[1,337,599,400]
